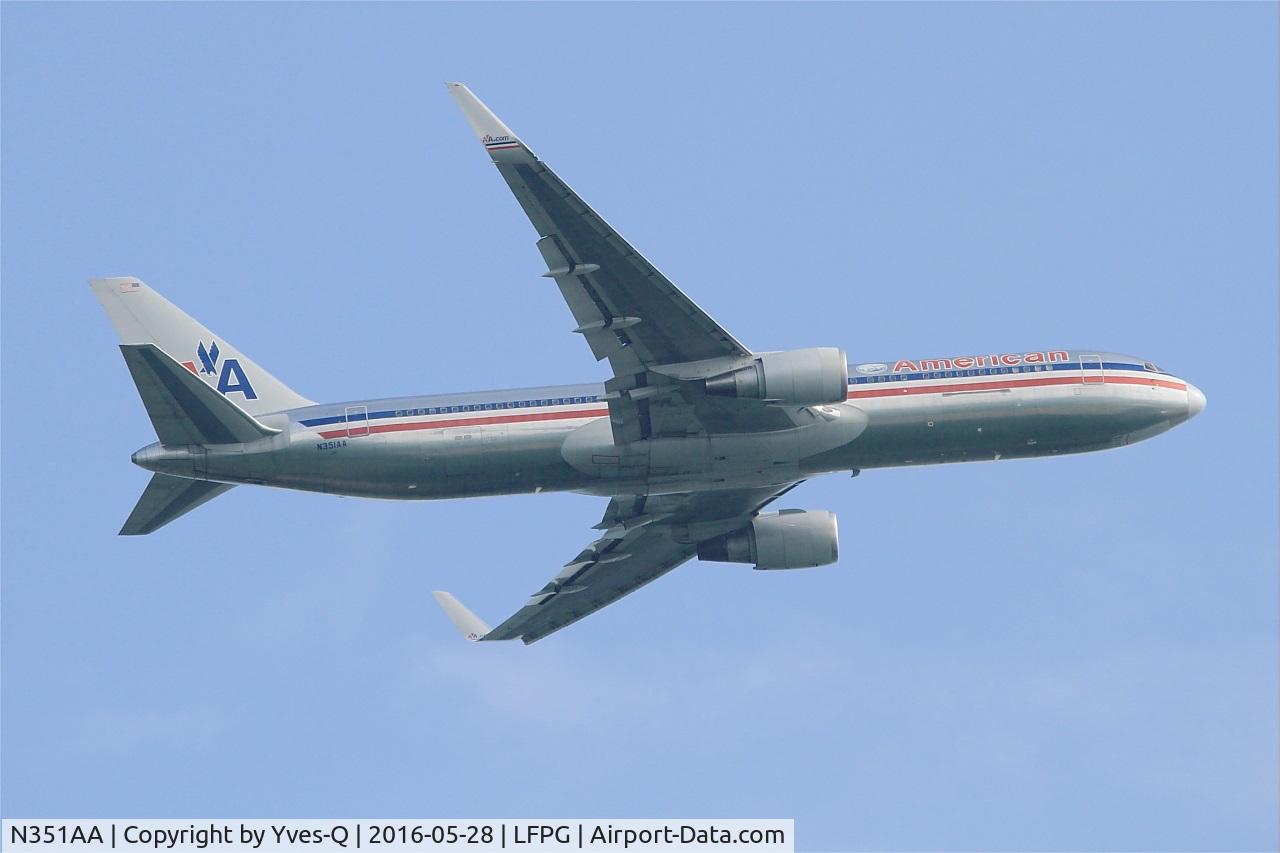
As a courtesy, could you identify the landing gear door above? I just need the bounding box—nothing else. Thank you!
[345,405,369,438]
[1080,354,1104,385]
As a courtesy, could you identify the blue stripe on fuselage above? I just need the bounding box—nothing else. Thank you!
[298,393,603,427]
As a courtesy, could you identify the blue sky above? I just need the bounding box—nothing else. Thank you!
[2,3,1276,849]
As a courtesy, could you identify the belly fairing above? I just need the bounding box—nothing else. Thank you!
[561,404,869,494]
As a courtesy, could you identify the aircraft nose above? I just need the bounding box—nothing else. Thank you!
[1186,384,1206,419]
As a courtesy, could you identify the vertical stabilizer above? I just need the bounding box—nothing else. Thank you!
[91,277,312,416]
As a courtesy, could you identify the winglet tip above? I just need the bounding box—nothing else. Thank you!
[432,591,492,642]
[446,84,521,148]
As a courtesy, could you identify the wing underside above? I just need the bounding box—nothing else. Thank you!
[446,83,793,445]
[447,82,749,375]
[435,483,802,644]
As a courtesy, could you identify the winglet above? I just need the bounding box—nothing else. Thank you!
[445,83,534,163]
[431,591,492,642]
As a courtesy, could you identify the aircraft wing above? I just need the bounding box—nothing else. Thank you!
[433,483,802,644]
[447,83,750,373]
[447,84,788,443]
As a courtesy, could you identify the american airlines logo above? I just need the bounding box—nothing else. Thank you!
[892,350,1069,373]
[197,340,220,375]
[180,340,258,399]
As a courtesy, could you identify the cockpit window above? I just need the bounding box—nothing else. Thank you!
[1143,361,1161,373]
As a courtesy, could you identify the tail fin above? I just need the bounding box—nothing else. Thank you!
[121,473,235,535]
[91,277,312,416]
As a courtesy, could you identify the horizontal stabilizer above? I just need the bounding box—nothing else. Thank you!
[120,344,281,445]
[121,473,235,535]
[431,591,492,642]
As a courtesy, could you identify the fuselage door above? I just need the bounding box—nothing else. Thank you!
[345,404,370,438]
[1080,354,1104,384]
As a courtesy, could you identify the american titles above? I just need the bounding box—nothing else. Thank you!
[890,350,1069,373]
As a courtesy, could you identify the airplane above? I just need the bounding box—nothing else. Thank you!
[92,83,1206,644]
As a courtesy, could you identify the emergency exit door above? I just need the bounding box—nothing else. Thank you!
[345,405,369,437]
[1079,354,1105,384]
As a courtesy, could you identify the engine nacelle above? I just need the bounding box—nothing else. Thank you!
[696,509,839,570]
[704,347,848,407]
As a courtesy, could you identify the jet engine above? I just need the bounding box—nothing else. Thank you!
[705,347,848,407]
[696,509,839,570]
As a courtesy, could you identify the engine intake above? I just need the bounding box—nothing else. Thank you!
[697,509,839,570]
[705,347,848,407]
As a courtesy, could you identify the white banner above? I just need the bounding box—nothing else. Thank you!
[2,820,793,852]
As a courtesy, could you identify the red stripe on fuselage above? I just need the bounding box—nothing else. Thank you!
[846,374,1186,400]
